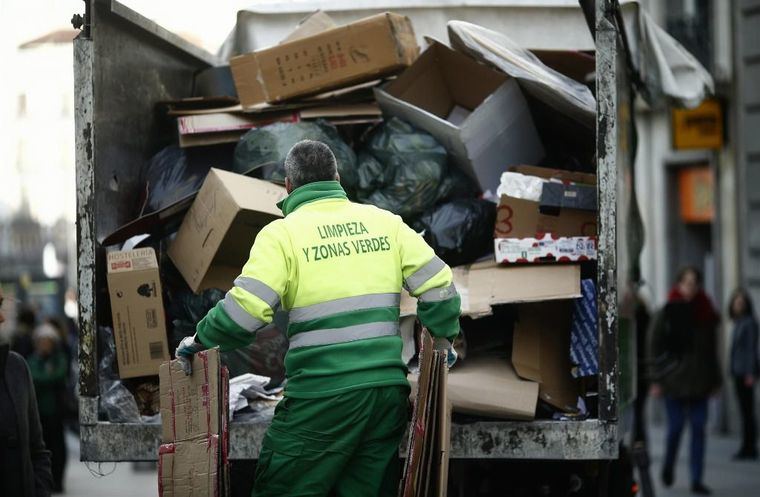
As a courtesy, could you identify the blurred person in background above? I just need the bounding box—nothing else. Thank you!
[649,266,721,495]
[0,288,53,497]
[28,323,69,493]
[728,288,759,460]
[12,305,38,358]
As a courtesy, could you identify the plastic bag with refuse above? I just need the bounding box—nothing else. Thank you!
[139,144,235,215]
[356,118,448,219]
[412,198,497,266]
[233,120,358,193]
[98,326,141,423]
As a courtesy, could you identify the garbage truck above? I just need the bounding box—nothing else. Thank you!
[73,0,704,494]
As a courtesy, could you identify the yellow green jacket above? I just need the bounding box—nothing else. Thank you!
[196,181,460,398]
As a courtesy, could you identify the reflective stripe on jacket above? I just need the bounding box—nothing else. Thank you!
[196,180,461,398]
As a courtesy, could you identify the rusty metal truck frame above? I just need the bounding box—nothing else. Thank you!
[75,0,630,461]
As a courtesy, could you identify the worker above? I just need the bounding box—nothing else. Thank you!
[176,140,460,497]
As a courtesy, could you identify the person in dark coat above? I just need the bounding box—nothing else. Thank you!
[649,267,721,495]
[0,289,53,497]
[728,288,759,460]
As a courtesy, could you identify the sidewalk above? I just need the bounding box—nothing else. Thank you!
[645,424,760,497]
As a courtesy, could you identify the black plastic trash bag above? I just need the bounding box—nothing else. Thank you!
[233,120,358,193]
[97,326,141,423]
[412,198,497,266]
[355,118,448,219]
[139,144,235,215]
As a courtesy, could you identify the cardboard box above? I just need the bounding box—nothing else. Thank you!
[494,235,597,264]
[230,13,418,108]
[495,166,597,239]
[106,248,169,378]
[168,169,287,292]
[512,301,580,413]
[158,436,221,497]
[159,349,224,443]
[400,262,581,318]
[375,41,544,195]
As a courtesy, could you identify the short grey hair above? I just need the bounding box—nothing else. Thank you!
[283,140,339,189]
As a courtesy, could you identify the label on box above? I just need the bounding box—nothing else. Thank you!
[494,235,597,264]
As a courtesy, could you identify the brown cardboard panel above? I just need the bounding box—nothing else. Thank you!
[159,349,222,444]
[400,263,581,318]
[106,248,169,378]
[168,169,286,292]
[495,196,597,239]
[445,356,538,420]
[512,165,596,186]
[231,13,418,108]
[512,301,580,412]
[158,436,220,497]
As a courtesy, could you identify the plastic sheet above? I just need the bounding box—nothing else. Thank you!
[232,120,358,193]
[448,20,596,128]
[495,172,544,201]
[356,118,448,219]
[98,327,141,423]
[412,198,497,266]
[139,144,234,215]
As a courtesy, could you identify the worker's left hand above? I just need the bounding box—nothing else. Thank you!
[433,337,458,368]
[175,334,207,375]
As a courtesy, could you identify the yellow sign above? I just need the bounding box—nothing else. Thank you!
[672,99,723,150]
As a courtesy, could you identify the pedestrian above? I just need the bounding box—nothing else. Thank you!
[0,288,53,497]
[648,266,721,495]
[176,140,461,497]
[12,305,38,358]
[27,323,69,493]
[727,288,759,460]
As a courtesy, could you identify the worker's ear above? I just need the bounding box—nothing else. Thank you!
[285,177,293,194]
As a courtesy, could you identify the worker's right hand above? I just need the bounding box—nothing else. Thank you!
[175,334,207,375]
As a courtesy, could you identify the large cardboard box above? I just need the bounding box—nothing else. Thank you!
[494,165,597,239]
[512,301,580,413]
[375,41,544,195]
[168,169,287,293]
[106,248,169,378]
[230,13,418,109]
[400,262,581,318]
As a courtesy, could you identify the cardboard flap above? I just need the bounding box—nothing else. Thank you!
[512,165,596,185]
[512,301,580,412]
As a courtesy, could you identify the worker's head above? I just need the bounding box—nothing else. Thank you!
[283,140,339,193]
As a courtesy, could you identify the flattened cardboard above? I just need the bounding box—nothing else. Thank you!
[446,356,538,420]
[158,436,220,497]
[512,301,580,413]
[375,41,544,194]
[168,169,286,293]
[159,349,222,444]
[106,248,169,378]
[231,13,418,108]
[400,262,581,318]
[177,112,298,148]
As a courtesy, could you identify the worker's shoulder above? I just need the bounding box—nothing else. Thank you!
[347,201,401,223]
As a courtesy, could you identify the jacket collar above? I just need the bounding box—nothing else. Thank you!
[277,181,348,216]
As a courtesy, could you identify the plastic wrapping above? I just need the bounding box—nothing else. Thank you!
[495,172,544,201]
[232,120,358,193]
[412,199,497,266]
[448,20,596,128]
[139,144,235,214]
[356,118,448,219]
[98,327,141,423]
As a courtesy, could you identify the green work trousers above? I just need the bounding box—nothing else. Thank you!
[253,385,409,497]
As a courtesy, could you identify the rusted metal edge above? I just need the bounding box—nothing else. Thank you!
[79,419,617,461]
[74,35,98,400]
[595,0,619,423]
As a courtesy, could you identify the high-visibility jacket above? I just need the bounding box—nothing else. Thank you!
[196,180,461,399]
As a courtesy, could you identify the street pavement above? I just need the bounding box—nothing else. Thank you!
[60,425,760,496]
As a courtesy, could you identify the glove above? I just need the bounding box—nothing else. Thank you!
[433,337,458,368]
[175,334,207,375]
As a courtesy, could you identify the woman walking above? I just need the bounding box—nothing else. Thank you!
[728,288,759,460]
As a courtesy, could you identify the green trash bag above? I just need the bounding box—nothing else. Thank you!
[355,118,449,219]
[232,119,358,193]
